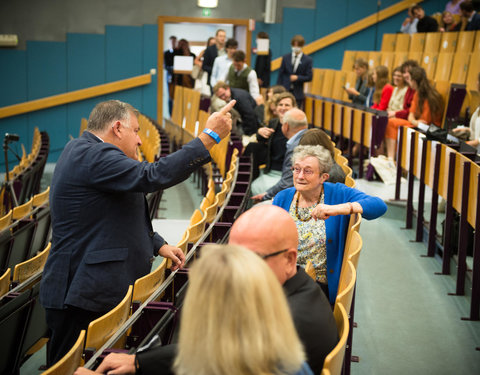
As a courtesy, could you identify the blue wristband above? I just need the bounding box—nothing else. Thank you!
[203,128,221,144]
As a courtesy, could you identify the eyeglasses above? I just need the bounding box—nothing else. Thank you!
[260,249,288,260]
[291,167,315,176]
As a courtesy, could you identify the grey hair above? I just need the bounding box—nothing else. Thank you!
[87,100,139,132]
[292,145,333,173]
[283,109,307,129]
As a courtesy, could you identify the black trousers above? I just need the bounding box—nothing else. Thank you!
[45,305,104,367]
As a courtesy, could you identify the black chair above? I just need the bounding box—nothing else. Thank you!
[28,206,51,259]
[0,230,13,274]
[0,288,33,374]
[8,219,36,271]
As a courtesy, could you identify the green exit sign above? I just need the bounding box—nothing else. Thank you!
[202,8,211,16]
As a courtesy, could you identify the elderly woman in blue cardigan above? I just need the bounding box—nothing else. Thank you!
[273,145,387,304]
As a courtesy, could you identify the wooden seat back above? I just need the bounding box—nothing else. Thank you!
[0,268,11,298]
[321,302,349,375]
[132,258,167,305]
[85,285,133,352]
[32,186,50,207]
[12,243,51,284]
[42,330,85,375]
[335,261,356,314]
[12,199,33,220]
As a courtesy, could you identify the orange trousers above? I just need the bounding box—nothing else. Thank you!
[385,118,415,140]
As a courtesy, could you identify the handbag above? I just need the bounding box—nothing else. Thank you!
[191,65,203,80]
[425,124,448,143]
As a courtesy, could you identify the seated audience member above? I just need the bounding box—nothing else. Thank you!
[452,73,480,147]
[254,31,272,88]
[400,6,419,34]
[226,50,261,102]
[173,39,196,88]
[247,92,295,180]
[412,5,439,32]
[229,205,339,374]
[371,65,393,111]
[455,0,480,30]
[387,67,409,115]
[256,85,287,126]
[298,129,346,183]
[345,58,369,106]
[445,0,465,15]
[78,205,338,375]
[210,38,238,87]
[277,34,313,109]
[384,60,419,157]
[439,10,458,31]
[174,244,315,375]
[365,71,375,108]
[385,66,444,160]
[213,81,260,136]
[251,108,308,202]
[245,92,295,181]
[273,145,387,303]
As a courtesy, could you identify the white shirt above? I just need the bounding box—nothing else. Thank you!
[226,63,260,100]
[292,52,303,73]
[470,106,480,142]
[211,54,233,87]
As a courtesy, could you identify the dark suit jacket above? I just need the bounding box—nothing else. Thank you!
[466,12,480,30]
[417,16,439,32]
[230,87,260,136]
[284,267,338,375]
[40,131,210,313]
[254,50,272,88]
[277,53,313,101]
[135,267,337,375]
[202,44,219,85]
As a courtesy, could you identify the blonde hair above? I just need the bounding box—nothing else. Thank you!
[292,145,334,174]
[174,244,305,375]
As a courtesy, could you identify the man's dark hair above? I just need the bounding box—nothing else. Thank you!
[169,36,177,40]
[225,38,238,49]
[460,1,474,13]
[411,5,423,13]
[257,31,269,39]
[291,35,305,47]
[401,59,419,73]
[216,29,226,36]
[232,50,246,62]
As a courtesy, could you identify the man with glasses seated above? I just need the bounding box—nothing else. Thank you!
[85,206,337,375]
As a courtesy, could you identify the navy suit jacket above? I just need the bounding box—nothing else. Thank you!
[277,53,313,101]
[40,131,210,312]
[466,12,480,31]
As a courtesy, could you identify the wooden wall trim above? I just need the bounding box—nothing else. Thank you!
[0,73,152,119]
[271,0,423,71]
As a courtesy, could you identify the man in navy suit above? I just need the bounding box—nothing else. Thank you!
[40,99,234,366]
[456,1,480,31]
[202,29,227,86]
[277,35,313,109]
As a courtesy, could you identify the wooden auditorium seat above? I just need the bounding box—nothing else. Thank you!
[32,186,50,207]
[434,52,454,82]
[439,32,458,53]
[0,268,10,297]
[335,260,356,315]
[132,258,167,305]
[41,330,85,375]
[12,242,51,284]
[456,31,475,53]
[0,210,12,230]
[409,33,425,52]
[424,32,442,52]
[12,198,33,220]
[84,285,133,354]
[321,302,349,375]
[381,34,396,52]
[450,52,470,84]
[187,209,207,246]
[395,33,410,52]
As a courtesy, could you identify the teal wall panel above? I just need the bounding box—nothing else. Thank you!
[28,107,67,162]
[27,41,67,100]
[142,24,158,120]
[105,25,143,82]
[66,98,105,139]
[0,50,27,106]
[281,8,316,53]
[67,33,105,91]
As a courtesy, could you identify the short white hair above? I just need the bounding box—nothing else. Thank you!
[292,145,333,173]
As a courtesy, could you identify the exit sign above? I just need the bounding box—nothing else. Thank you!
[202,8,211,16]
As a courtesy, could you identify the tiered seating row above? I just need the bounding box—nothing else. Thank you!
[1,128,50,214]
[395,127,480,322]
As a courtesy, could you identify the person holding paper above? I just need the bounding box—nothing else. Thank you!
[254,31,272,88]
[173,39,196,88]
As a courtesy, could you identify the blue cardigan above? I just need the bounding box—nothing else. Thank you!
[273,183,387,304]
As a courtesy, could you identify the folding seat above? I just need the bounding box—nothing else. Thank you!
[450,52,470,84]
[439,32,458,53]
[421,51,439,79]
[456,31,475,53]
[424,32,442,52]
[321,303,349,375]
[409,33,426,52]
[42,330,85,375]
[434,52,454,82]
[395,33,410,52]
[381,34,396,52]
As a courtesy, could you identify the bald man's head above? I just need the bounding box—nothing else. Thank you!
[229,205,298,284]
